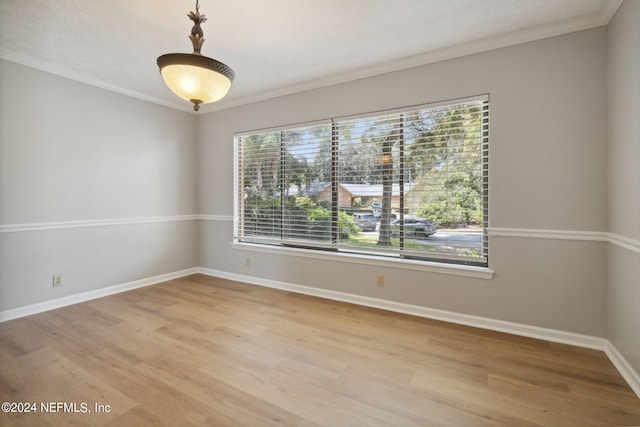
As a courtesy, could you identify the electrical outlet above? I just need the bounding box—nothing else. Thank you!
[52,274,62,287]
[376,275,384,287]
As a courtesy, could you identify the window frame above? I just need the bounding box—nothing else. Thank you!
[233,94,490,271]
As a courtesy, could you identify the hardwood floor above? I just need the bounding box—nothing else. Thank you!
[1,274,639,426]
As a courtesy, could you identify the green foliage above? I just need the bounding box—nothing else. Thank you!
[417,172,481,227]
[307,207,360,239]
[418,199,464,227]
[456,248,481,258]
[240,100,486,249]
[243,196,359,240]
[243,196,282,237]
[308,207,331,239]
[338,211,360,238]
[292,196,316,209]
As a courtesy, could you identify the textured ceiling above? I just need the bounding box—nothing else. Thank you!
[0,0,621,113]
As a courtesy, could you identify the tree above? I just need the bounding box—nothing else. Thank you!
[239,100,485,251]
[404,104,484,227]
[417,173,480,227]
[242,132,280,198]
[377,119,402,246]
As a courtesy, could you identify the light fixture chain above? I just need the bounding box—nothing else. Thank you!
[188,0,207,54]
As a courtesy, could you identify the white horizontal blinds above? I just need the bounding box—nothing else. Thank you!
[333,100,488,264]
[399,101,488,263]
[236,131,283,243]
[281,123,333,246]
[481,101,490,263]
[234,95,489,266]
[336,112,403,252]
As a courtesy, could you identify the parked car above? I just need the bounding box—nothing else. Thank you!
[352,213,378,231]
[390,217,437,238]
[374,212,397,221]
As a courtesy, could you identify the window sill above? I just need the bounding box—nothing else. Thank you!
[231,241,494,279]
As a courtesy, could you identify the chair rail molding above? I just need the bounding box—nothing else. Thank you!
[0,215,199,233]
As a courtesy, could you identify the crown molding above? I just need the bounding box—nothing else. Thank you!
[1,0,623,115]
[0,49,193,114]
[600,0,625,22]
[202,0,622,113]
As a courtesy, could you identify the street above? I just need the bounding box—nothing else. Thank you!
[362,229,483,253]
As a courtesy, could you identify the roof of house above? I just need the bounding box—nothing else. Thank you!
[287,182,415,198]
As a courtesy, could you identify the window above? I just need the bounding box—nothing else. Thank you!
[234,95,489,267]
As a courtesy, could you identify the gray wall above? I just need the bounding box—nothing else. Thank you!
[0,60,199,311]
[607,0,640,373]
[1,6,635,377]
[198,28,609,337]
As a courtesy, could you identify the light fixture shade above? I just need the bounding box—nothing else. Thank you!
[157,1,235,111]
[158,53,234,107]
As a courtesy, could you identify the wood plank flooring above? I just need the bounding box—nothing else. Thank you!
[1,274,639,426]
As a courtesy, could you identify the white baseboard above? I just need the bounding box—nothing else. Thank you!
[0,268,198,322]
[197,267,607,349]
[1,266,637,398]
[198,267,639,398]
[604,341,640,398]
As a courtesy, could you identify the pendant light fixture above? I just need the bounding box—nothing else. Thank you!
[157,0,235,111]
